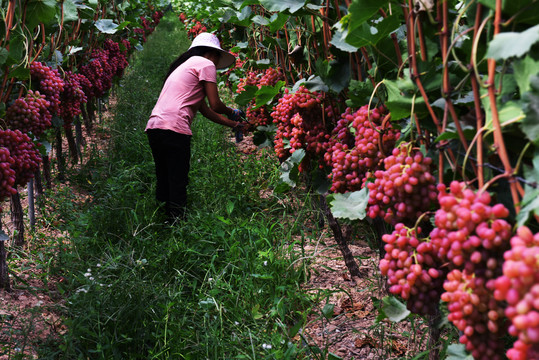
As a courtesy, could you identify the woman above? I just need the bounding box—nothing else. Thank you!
[146,32,243,222]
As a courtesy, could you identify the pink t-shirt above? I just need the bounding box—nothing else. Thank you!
[145,56,217,135]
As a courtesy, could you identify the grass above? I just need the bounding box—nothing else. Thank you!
[30,12,320,360]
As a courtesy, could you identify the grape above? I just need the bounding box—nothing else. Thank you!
[366,142,437,225]
[79,40,128,99]
[5,90,52,136]
[58,71,89,123]
[442,269,506,360]
[431,181,511,358]
[324,105,399,193]
[494,226,539,360]
[379,223,445,315]
[430,181,511,269]
[29,62,65,114]
[0,129,41,187]
[270,86,331,169]
[0,147,17,202]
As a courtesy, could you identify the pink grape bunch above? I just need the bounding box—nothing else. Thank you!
[58,71,89,123]
[324,105,399,193]
[241,68,285,127]
[366,142,437,225]
[379,223,445,315]
[494,226,539,360]
[103,39,129,78]
[430,181,511,359]
[29,61,65,114]
[0,147,17,202]
[236,71,259,95]
[0,129,41,187]
[442,269,507,360]
[270,86,330,164]
[429,181,512,270]
[4,90,53,137]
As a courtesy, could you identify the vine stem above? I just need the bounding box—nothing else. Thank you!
[487,0,521,211]
[471,4,485,188]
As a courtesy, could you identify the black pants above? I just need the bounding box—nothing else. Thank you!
[146,129,191,220]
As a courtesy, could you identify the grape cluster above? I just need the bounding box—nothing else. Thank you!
[239,68,285,127]
[430,181,512,269]
[429,181,510,358]
[324,105,399,193]
[58,71,89,123]
[494,226,539,360]
[366,142,437,225]
[186,20,207,39]
[0,129,41,186]
[104,39,129,78]
[442,269,506,360]
[0,147,17,201]
[79,41,128,99]
[270,86,329,164]
[259,67,284,87]
[29,61,65,114]
[5,90,52,136]
[236,71,258,94]
[379,223,445,315]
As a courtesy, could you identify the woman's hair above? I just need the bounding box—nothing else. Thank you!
[164,46,221,82]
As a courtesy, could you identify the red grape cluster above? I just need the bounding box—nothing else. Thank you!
[494,226,539,360]
[0,129,41,186]
[58,71,89,122]
[430,181,512,269]
[236,71,258,94]
[259,67,284,87]
[186,20,207,39]
[104,39,129,78]
[379,223,445,315]
[442,269,506,360]
[366,143,437,225]
[324,105,399,193]
[270,86,329,163]
[240,68,285,127]
[29,61,65,114]
[5,90,53,136]
[79,41,127,99]
[429,181,511,358]
[0,147,17,201]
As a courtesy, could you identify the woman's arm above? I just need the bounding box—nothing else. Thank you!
[199,100,240,128]
[203,81,234,116]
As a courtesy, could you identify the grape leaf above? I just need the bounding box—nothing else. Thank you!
[235,85,258,107]
[329,188,369,220]
[95,19,119,34]
[486,24,539,60]
[25,0,57,28]
[253,81,285,109]
[521,75,539,144]
[445,343,474,360]
[513,55,539,94]
[259,0,307,14]
[347,0,386,32]
[346,15,400,48]
[379,296,410,323]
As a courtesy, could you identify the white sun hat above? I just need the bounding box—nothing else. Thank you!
[188,32,236,69]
